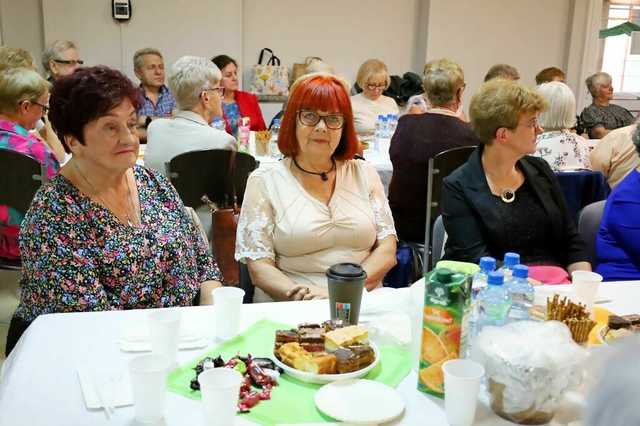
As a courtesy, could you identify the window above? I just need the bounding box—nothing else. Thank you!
[602,3,640,92]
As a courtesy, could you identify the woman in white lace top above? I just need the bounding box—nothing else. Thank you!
[235,73,397,302]
[534,82,591,171]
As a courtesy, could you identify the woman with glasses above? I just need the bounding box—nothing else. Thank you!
[441,79,591,280]
[235,73,397,302]
[580,72,634,139]
[41,40,83,81]
[351,59,399,143]
[6,66,223,355]
[211,54,266,136]
[0,67,59,262]
[145,56,235,176]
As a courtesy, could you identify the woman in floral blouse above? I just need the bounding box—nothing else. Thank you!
[534,82,591,171]
[6,66,222,355]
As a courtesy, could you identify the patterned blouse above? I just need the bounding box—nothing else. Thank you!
[580,103,634,138]
[534,130,592,171]
[14,166,222,323]
[0,119,60,259]
[235,158,396,302]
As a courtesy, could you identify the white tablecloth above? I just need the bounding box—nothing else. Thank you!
[1,281,637,426]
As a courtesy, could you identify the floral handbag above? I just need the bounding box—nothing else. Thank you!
[250,48,289,96]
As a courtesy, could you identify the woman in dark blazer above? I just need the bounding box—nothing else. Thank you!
[441,79,591,274]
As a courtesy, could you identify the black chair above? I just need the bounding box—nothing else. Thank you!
[166,149,233,208]
[0,148,47,270]
[239,263,255,304]
[431,215,447,267]
[423,146,476,270]
[233,152,258,206]
[578,200,606,267]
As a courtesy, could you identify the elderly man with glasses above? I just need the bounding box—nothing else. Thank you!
[41,40,83,82]
[144,55,235,176]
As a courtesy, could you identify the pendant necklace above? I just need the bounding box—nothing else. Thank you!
[73,162,140,226]
[485,171,517,204]
[293,158,336,181]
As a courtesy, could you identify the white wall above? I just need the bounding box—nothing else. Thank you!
[0,0,44,72]
[426,0,573,113]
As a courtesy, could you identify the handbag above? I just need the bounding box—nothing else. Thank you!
[250,48,289,96]
[291,56,323,84]
[201,152,241,285]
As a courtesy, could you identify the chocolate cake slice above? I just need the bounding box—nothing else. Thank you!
[608,315,632,330]
[334,344,375,373]
[275,329,299,351]
[299,328,325,352]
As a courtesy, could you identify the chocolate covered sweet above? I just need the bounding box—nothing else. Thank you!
[274,330,299,351]
[334,345,375,373]
[608,315,631,330]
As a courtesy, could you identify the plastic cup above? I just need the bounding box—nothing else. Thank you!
[443,359,485,426]
[571,271,603,313]
[198,367,243,426]
[129,354,170,424]
[212,287,245,340]
[149,309,181,368]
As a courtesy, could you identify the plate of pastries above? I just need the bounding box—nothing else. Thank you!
[273,321,379,384]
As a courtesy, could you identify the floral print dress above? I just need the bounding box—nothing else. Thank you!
[14,166,222,323]
[534,130,592,172]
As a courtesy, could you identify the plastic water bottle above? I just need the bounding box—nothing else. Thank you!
[507,264,534,320]
[386,113,398,138]
[476,271,512,333]
[499,252,520,281]
[269,119,281,158]
[465,256,496,357]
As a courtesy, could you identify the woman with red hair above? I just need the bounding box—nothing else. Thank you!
[235,73,397,302]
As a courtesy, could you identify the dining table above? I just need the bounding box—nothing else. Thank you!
[1,279,637,426]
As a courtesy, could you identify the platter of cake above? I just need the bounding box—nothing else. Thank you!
[599,314,640,344]
[273,321,379,384]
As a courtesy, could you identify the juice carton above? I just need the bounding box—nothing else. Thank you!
[417,267,472,398]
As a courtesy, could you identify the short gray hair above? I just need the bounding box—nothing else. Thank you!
[133,48,163,71]
[0,67,50,114]
[484,63,520,82]
[422,58,465,107]
[537,82,576,131]
[168,56,221,110]
[41,40,77,73]
[586,72,612,98]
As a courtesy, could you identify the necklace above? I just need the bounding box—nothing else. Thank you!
[485,170,519,204]
[293,158,336,181]
[73,162,140,226]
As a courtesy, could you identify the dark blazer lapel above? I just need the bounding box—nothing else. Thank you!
[463,147,507,244]
[518,157,563,237]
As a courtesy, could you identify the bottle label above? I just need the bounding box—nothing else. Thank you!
[335,302,351,323]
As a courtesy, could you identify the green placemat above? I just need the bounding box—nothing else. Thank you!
[167,319,412,425]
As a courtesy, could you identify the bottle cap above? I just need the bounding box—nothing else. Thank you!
[377,114,385,120]
[487,271,504,286]
[513,264,529,279]
[432,268,453,284]
[503,252,520,268]
[479,256,496,272]
[273,119,281,125]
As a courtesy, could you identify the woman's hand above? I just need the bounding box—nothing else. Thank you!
[287,284,328,301]
[199,280,223,305]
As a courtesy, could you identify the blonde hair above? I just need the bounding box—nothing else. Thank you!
[133,47,163,71]
[41,40,77,74]
[537,82,576,131]
[484,63,520,82]
[422,58,464,107]
[0,47,34,72]
[305,58,334,75]
[356,59,390,90]
[586,72,612,98]
[0,67,50,114]
[169,56,221,110]
[470,79,547,144]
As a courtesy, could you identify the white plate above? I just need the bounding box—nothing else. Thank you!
[314,379,404,424]
[273,343,379,384]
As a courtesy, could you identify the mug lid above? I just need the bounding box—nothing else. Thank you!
[326,263,367,280]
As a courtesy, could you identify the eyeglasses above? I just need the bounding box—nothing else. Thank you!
[518,117,541,129]
[297,110,345,130]
[21,100,49,114]
[366,83,386,91]
[53,59,84,66]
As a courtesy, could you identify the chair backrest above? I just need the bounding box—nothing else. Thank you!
[578,200,606,266]
[233,152,258,206]
[0,148,47,212]
[239,262,255,304]
[166,149,232,208]
[424,145,476,270]
[431,215,447,267]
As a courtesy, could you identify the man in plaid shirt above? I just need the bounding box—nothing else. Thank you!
[134,48,176,141]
